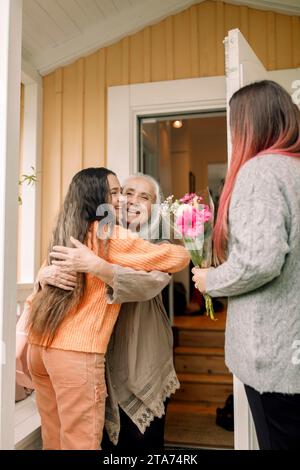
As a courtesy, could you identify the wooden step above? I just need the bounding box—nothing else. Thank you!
[174,346,230,375]
[165,401,234,449]
[174,373,233,404]
[167,401,220,416]
[177,329,225,348]
[173,309,227,331]
[174,311,227,348]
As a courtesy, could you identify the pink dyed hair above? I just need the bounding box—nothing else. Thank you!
[214,80,300,264]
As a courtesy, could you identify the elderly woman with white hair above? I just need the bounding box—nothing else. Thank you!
[36,172,180,452]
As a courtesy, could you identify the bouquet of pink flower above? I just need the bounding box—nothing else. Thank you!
[161,190,215,320]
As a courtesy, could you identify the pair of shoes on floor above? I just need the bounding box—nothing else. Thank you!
[216,394,234,432]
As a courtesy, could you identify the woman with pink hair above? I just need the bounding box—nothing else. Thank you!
[192,81,300,450]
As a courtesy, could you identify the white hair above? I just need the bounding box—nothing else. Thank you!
[122,173,163,204]
[122,173,164,240]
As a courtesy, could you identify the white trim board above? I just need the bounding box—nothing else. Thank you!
[19,75,43,282]
[0,0,23,450]
[21,59,42,87]
[14,61,43,444]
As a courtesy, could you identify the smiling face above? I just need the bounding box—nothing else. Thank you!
[122,177,156,227]
[107,174,122,220]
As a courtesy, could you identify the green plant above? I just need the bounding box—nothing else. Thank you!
[18,166,38,204]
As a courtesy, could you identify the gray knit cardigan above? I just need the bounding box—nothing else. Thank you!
[206,154,300,393]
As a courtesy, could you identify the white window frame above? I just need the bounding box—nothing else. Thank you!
[19,59,43,283]
[107,76,226,183]
[14,60,43,447]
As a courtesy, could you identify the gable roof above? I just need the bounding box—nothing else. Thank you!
[22,0,300,75]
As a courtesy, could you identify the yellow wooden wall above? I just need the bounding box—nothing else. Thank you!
[41,0,300,258]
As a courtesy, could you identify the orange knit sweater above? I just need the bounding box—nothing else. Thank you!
[29,223,190,353]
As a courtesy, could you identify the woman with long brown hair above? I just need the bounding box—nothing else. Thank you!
[36,173,181,453]
[192,80,300,449]
[25,167,189,450]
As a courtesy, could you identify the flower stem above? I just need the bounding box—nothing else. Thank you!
[204,293,216,321]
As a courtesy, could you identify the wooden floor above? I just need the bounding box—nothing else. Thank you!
[165,402,234,449]
[164,309,234,450]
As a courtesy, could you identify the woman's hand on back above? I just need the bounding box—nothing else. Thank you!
[50,237,99,274]
[37,264,77,291]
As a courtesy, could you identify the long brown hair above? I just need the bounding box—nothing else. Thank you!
[213,80,300,264]
[29,167,116,345]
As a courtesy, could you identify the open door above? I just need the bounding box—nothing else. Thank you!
[224,28,267,163]
[224,28,267,450]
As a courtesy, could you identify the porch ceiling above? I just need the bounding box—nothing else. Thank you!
[22,0,300,76]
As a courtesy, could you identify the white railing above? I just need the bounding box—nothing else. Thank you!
[15,283,41,447]
[16,283,34,318]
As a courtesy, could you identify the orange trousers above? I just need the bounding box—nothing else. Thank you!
[28,344,107,450]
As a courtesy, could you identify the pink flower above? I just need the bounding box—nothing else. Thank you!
[176,206,210,237]
[201,205,213,223]
[180,193,193,203]
[179,193,203,204]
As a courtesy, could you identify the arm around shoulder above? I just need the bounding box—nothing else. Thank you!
[106,265,171,304]
[107,228,190,273]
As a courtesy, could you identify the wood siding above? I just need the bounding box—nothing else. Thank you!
[41,0,300,258]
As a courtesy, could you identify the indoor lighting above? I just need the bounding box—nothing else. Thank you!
[172,119,183,129]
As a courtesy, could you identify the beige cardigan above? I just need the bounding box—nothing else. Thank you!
[105,265,180,445]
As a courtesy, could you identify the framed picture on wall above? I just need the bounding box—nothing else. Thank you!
[189,171,196,193]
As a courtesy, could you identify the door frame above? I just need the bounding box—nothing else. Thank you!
[14,61,43,447]
[107,76,226,184]
[107,68,299,450]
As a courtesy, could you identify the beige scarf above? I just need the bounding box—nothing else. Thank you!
[104,266,179,445]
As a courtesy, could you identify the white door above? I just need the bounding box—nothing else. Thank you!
[224,28,267,450]
[224,28,267,162]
